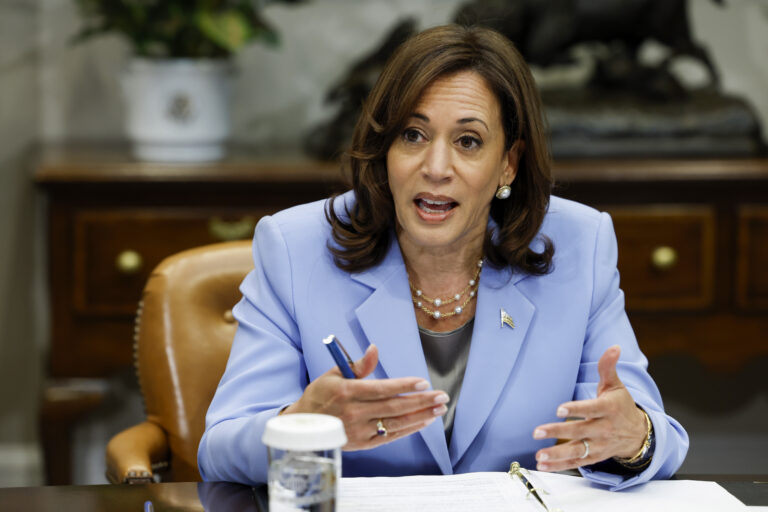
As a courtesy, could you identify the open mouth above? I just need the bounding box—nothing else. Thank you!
[414,197,458,214]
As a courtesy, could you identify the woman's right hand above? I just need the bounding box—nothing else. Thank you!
[281,345,449,450]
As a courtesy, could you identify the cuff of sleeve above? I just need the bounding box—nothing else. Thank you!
[199,405,290,485]
[578,454,657,490]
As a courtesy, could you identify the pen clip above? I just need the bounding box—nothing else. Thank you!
[509,462,557,512]
[334,337,354,365]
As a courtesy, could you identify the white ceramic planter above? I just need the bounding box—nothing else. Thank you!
[122,58,234,162]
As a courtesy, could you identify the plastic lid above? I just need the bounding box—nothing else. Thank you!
[262,413,347,451]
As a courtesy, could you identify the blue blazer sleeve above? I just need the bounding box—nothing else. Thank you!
[576,212,689,490]
[198,215,304,485]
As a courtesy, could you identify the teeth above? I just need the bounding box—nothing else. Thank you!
[416,197,455,214]
[422,199,451,206]
[420,205,450,213]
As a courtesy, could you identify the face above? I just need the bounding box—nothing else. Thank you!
[387,70,519,255]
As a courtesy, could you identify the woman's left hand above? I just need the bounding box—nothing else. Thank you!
[532,345,648,472]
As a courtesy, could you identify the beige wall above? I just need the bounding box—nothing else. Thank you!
[0,0,44,486]
[691,0,768,141]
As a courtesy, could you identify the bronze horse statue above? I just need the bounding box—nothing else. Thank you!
[305,0,724,159]
[454,0,722,94]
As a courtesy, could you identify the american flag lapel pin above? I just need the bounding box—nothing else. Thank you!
[500,308,515,329]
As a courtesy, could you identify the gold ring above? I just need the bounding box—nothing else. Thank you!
[376,419,387,437]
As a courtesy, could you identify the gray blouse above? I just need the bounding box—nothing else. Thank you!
[418,319,474,444]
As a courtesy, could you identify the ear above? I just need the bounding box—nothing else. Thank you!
[499,140,525,188]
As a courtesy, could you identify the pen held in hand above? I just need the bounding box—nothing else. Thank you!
[323,334,357,379]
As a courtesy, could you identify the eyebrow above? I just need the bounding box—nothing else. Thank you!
[410,113,489,131]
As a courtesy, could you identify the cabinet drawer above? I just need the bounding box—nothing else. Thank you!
[606,206,715,311]
[737,206,768,310]
[73,209,268,315]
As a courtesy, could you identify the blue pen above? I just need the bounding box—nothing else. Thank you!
[323,334,357,379]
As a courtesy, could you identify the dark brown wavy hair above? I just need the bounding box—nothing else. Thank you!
[326,24,554,274]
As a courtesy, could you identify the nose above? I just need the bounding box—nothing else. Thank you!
[421,139,453,182]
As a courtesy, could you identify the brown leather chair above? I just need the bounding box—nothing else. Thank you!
[106,240,253,483]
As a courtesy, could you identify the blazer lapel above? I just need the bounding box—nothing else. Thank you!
[351,238,453,475]
[449,264,536,466]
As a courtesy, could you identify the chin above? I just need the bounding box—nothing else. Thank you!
[403,225,461,250]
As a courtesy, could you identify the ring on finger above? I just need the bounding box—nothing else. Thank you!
[579,439,590,459]
[376,419,387,437]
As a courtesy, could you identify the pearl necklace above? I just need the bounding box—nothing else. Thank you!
[409,260,483,320]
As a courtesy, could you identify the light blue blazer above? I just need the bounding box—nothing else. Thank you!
[198,192,688,490]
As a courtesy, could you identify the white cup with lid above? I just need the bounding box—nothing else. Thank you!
[263,413,347,511]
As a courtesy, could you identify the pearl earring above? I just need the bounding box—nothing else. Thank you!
[495,185,511,200]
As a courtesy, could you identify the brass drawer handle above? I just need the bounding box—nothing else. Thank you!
[116,250,143,274]
[651,246,678,271]
[208,216,257,241]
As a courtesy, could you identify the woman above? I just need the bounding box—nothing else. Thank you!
[198,24,688,490]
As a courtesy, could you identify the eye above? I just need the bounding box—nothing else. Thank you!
[457,135,482,150]
[402,128,425,144]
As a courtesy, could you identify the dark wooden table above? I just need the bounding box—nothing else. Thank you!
[0,476,765,511]
[0,481,264,512]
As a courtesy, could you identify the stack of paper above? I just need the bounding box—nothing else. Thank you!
[339,470,748,511]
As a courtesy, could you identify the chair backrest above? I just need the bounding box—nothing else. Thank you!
[135,240,253,481]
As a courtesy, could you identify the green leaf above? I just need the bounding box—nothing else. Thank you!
[245,10,280,47]
[254,26,280,47]
[71,0,306,57]
[196,9,254,53]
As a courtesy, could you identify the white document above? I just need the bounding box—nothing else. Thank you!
[339,470,748,512]
[339,472,520,511]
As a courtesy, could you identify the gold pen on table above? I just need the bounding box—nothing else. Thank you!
[509,462,555,512]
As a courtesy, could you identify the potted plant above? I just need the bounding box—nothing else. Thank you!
[73,0,304,162]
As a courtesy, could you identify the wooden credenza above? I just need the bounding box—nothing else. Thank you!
[552,159,768,371]
[35,147,768,484]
